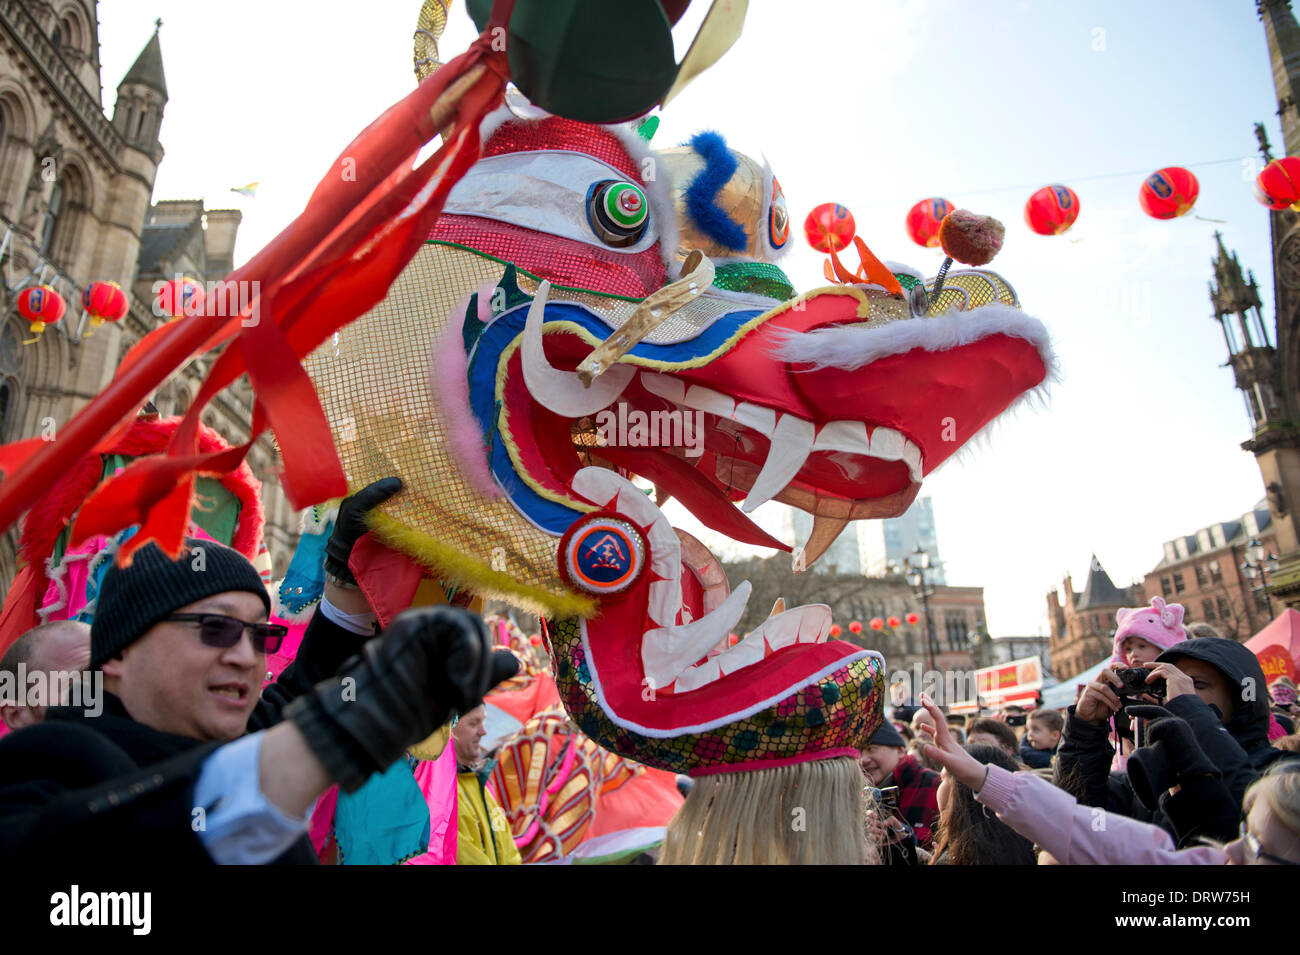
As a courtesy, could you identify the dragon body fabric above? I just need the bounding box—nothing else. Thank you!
[305,102,1057,777]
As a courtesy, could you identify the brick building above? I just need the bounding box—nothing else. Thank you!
[1047,556,1144,680]
[1142,501,1278,641]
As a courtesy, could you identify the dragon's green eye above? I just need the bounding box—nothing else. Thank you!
[588,180,649,246]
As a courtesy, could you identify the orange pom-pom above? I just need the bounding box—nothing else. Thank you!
[938,210,1005,266]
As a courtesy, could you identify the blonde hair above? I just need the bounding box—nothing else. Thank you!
[661,757,876,865]
[1244,767,1300,841]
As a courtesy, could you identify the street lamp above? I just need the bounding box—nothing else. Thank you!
[1240,537,1280,619]
[905,544,939,674]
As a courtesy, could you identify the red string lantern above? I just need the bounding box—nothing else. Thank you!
[82,280,130,336]
[529,634,542,646]
[829,624,842,638]
[905,197,954,248]
[1138,166,1199,220]
[155,277,206,319]
[17,285,67,344]
[1024,184,1080,236]
[848,620,863,634]
[1254,156,1300,211]
[803,202,856,254]
[870,617,884,630]
[887,615,901,628]
[906,612,919,625]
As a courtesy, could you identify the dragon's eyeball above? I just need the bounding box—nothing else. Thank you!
[588,180,649,247]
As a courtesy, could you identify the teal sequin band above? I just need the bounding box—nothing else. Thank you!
[712,262,795,301]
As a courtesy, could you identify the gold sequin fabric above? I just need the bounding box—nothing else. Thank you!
[303,242,576,612]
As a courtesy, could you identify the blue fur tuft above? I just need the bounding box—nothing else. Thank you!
[684,131,748,251]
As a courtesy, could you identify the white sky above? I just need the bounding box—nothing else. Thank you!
[95,0,1279,638]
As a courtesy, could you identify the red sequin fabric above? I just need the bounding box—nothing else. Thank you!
[429,216,665,298]
[483,118,644,182]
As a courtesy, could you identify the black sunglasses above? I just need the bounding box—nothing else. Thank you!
[165,614,287,654]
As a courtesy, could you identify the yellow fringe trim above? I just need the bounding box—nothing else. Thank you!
[409,722,452,762]
[366,510,597,619]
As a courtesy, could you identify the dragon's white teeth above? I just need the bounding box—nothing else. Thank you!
[902,440,923,482]
[673,658,722,693]
[685,384,734,419]
[639,371,685,405]
[733,401,776,437]
[523,281,634,417]
[813,419,869,454]
[869,425,905,460]
[717,630,765,675]
[756,606,802,651]
[741,413,815,513]
[641,580,752,689]
[647,579,679,628]
[796,605,833,644]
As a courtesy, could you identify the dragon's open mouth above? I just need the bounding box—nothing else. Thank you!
[464,272,1053,732]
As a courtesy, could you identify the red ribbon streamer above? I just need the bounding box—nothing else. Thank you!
[0,33,511,564]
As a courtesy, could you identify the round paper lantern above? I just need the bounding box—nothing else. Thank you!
[906,612,919,625]
[905,197,954,248]
[529,634,542,646]
[1254,156,1300,211]
[156,277,205,319]
[1024,184,1080,236]
[82,280,130,334]
[848,620,863,634]
[870,617,884,630]
[887,615,901,628]
[829,624,842,638]
[1139,166,1199,220]
[803,202,856,254]
[17,285,66,343]
[727,633,739,647]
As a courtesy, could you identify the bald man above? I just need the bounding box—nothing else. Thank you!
[0,621,93,731]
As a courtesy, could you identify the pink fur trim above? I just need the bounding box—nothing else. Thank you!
[430,292,501,500]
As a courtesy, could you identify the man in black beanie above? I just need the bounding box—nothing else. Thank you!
[0,479,509,864]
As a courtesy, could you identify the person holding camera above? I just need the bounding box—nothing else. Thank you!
[860,721,941,850]
[1055,631,1269,837]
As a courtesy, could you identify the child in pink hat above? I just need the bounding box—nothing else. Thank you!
[1111,596,1188,666]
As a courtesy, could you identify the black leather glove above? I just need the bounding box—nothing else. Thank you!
[285,605,492,793]
[323,477,403,585]
[1126,708,1219,812]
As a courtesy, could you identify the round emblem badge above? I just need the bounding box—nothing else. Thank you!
[559,515,647,595]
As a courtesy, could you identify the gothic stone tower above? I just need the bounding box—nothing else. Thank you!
[1237,1,1300,607]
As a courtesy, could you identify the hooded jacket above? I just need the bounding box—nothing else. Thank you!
[1053,638,1276,840]
[1156,637,1296,773]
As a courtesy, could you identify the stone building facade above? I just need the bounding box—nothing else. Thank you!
[1047,556,1145,680]
[0,2,297,590]
[1141,501,1279,641]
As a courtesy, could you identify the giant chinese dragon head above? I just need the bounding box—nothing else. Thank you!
[304,101,1056,775]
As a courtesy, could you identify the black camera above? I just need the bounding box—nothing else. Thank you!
[864,785,900,811]
[1115,667,1166,702]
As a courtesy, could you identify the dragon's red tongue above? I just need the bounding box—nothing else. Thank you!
[595,446,788,552]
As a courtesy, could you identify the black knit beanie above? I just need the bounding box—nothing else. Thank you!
[90,538,271,669]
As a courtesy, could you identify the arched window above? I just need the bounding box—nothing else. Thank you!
[38,180,62,254]
[42,165,85,269]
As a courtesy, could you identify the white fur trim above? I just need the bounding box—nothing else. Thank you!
[883,260,923,280]
[770,303,1061,474]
